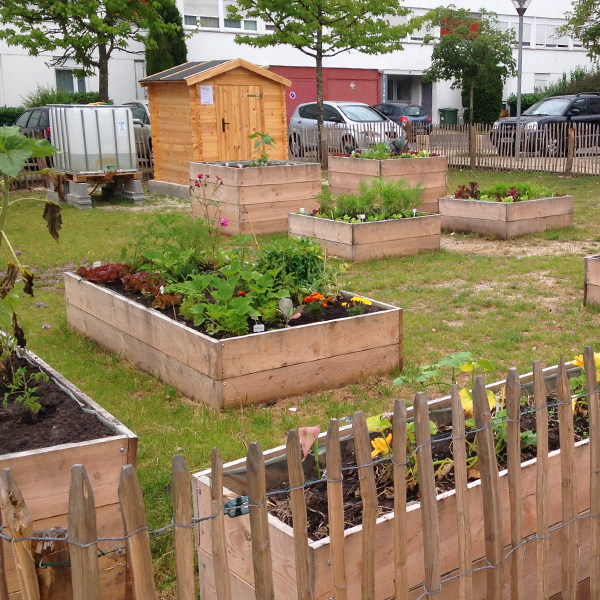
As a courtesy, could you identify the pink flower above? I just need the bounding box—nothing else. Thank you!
[42,323,51,329]
[216,176,222,182]
[197,173,204,180]
[219,218,229,227]
[194,181,200,187]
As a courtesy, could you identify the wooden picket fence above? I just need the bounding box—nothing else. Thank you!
[1,347,599,600]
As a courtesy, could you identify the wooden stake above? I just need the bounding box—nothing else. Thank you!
[506,368,523,600]
[68,465,101,600]
[533,361,549,600]
[286,430,313,600]
[0,497,9,600]
[0,468,40,600]
[352,411,377,600]
[450,384,472,600]
[413,392,441,596]
[393,400,408,600]
[326,419,347,600]
[246,442,274,600]
[118,465,158,600]
[173,455,196,600]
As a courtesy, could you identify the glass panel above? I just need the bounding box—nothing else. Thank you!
[589,99,600,114]
[337,104,386,122]
[243,20,257,30]
[38,110,49,127]
[403,105,425,116]
[56,69,74,93]
[536,24,546,46]
[265,23,275,31]
[200,16,219,26]
[184,15,197,25]
[77,77,86,93]
[27,109,43,127]
[224,18,241,28]
[323,105,342,122]
[572,99,588,114]
[523,98,570,116]
[15,111,31,128]
[299,104,318,119]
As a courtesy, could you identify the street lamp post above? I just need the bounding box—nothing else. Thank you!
[512,0,531,163]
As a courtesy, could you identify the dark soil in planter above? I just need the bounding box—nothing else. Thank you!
[0,356,115,454]
[103,279,385,340]
[267,392,589,541]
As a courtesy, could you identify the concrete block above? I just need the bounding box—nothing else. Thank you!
[66,194,93,210]
[148,179,190,200]
[68,181,89,196]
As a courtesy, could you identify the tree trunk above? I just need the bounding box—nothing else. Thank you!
[98,43,109,102]
[315,16,325,168]
[469,77,475,171]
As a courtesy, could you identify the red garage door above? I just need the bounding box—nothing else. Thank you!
[286,78,317,117]
[328,78,379,105]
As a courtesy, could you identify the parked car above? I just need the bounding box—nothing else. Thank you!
[490,93,600,156]
[287,101,404,156]
[372,102,432,135]
[124,100,151,155]
[14,107,51,139]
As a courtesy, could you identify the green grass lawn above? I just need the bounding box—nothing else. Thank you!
[6,171,600,597]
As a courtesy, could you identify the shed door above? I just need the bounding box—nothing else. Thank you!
[216,85,264,161]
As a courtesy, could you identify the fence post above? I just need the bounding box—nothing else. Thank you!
[286,431,314,600]
[450,384,472,600]
[557,355,578,600]
[533,361,549,600]
[0,497,8,600]
[352,411,378,600]
[506,369,523,600]
[473,376,504,600]
[326,419,347,600]
[393,400,408,600]
[585,346,600,599]
[173,455,196,600]
[118,465,158,600]
[0,468,40,600]
[68,465,101,600]
[413,392,441,596]
[565,128,575,176]
[246,442,275,600]
[321,127,329,172]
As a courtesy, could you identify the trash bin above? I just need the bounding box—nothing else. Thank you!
[439,108,459,125]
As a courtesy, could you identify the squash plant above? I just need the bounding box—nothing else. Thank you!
[0,126,61,348]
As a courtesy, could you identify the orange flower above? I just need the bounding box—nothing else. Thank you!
[238,291,246,297]
[321,302,327,308]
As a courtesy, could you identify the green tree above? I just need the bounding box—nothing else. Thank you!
[0,0,178,102]
[461,71,503,124]
[226,0,414,161]
[146,0,187,76]
[420,6,516,167]
[559,0,600,59]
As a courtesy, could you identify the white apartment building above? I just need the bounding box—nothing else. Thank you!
[0,0,596,122]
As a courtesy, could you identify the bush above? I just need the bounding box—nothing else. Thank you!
[0,107,25,126]
[506,93,547,115]
[21,86,103,108]
[462,72,503,124]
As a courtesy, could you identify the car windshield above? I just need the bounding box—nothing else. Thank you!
[403,106,426,117]
[523,98,571,116]
[338,105,386,122]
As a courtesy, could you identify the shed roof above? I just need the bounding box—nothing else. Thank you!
[140,58,291,87]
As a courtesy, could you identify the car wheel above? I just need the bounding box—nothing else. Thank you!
[542,137,566,157]
[288,134,304,158]
[341,135,356,155]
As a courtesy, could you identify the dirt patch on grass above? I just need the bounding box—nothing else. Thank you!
[442,234,593,257]
[94,194,190,213]
[33,261,79,290]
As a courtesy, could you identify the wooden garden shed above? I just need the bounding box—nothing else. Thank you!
[141,58,292,188]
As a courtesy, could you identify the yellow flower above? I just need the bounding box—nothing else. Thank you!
[341,302,347,307]
[351,296,372,306]
[572,352,600,383]
[572,355,585,368]
[371,433,392,458]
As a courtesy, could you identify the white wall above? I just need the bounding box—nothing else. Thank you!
[0,31,145,107]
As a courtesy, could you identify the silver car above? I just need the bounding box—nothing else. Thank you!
[124,100,151,156]
[288,101,404,156]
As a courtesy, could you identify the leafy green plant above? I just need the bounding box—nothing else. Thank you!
[0,126,60,351]
[454,181,557,203]
[0,107,25,127]
[3,366,49,415]
[276,297,304,327]
[21,86,102,108]
[351,142,392,160]
[249,131,275,167]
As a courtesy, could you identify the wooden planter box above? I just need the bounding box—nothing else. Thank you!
[1,349,137,600]
[189,161,321,235]
[584,254,600,307]
[328,155,448,214]
[193,363,590,600]
[64,273,402,409]
[439,195,574,239]
[288,212,441,261]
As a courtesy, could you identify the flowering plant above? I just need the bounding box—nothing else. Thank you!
[342,295,372,316]
[302,291,331,316]
[190,172,224,268]
[570,352,600,414]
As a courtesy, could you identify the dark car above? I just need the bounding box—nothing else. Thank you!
[14,107,51,138]
[372,102,431,134]
[490,93,600,156]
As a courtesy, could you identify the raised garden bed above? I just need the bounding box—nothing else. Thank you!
[1,348,137,600]
[193,363,590,600]
[288,212,441,261]
[584,254,600,307]
[328,155,447,214]
[189,160,321,235]
[439,195,574,239]
[64,272,403,409]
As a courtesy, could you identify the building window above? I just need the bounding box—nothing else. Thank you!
[243,20,257,30]
[184,15,197,25]
[183,0,219,27]
[536,23,568,48]
[387,76,411,102]
[265,23,275,31]
[56,69,85,94]
[534,73,550,91]
[224,18,241,28]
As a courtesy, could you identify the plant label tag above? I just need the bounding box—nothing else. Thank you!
[358,214,366,221]
[93,261,102,268]
[253,324,265,333]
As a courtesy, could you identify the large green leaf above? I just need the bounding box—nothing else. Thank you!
[0,127,58,178]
